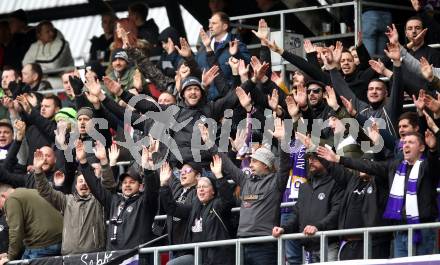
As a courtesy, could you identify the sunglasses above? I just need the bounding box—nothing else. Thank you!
[180,168,194,176]
[307,88,322,94]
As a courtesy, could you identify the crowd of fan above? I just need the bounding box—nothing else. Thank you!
[0,0,440,265]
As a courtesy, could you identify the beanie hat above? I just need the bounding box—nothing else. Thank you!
[111,48,129,62]
[180,76,203,98]
[250,147,275,169]
[55,107,77,124]
[76,107,93,119]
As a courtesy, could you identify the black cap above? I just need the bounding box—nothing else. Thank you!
[119,164,143,183]
[305,80,326,89]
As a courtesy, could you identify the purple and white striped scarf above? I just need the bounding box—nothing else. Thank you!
[383,160,423,243]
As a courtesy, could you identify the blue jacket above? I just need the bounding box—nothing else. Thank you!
[196,32,250,100]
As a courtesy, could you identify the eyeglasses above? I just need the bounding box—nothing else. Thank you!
[180,168,193,176]
[197,184,211,189]
[307,88,322,94]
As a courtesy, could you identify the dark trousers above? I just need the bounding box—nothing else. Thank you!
[243,242,277,265]
[339,240,390,260]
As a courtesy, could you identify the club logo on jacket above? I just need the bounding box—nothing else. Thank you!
[126,206,133,213]
[318,193,325,200]
[192,217,203,232]
[367,187,373,194]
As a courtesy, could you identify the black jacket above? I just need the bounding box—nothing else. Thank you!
[326,161,389,229]
[166,176,198,246]
[80,162,159,250]
[339,148,440,223]
[102,87,238,167]
[160,177,234,265]
[282,170,343,251]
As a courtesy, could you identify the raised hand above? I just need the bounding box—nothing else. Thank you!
[424,94,440,114]
[250,56,269,81]
[26,93,38,108]
[357,31,363,47]
[369,59,385,75]
[33,149,46,173]
[384,43,401,63]
[407,28,428,49]
[159,162,172,186]
[210,155,223,179]
[324,86,338,111]
[84,74,102,98]
[133,68,143,91]
[340,95,357,116]
[75,140,87,163]
[425,129,437,150]
[16,94,31,113]
[229,39,239,56]
[412,89,426,112]
[229,128,248,153]
[199,28,212,51]
[93,141,108,163]
[175,37,193,58]
[228,56,239,74]
[316,145,339,163]
[175,70,182,92]
[198,123,210,145]
[235,86,252,112]
[54,120,68,150]
[202,65,220,88]
[366,121,381,145]
[14,120,26,141]
[267,89,279,111]
[271,72,283,86]
[420,57,434,82]
[164,37,176,55]
[238,59,249,78]
[285,95,299,118]
[102,76,122,97]
[263,38,283,54]
[252,19,270,44]
[108,143,120,167]
[303,39,316,54]
[69,75,84,96]
[142,137,159,170]
[53,170,65,187]
[332,41,343,65]
[385,24,399,44]
[295,132,314,150]
[268,116,285,140]
[423,110,440,134]
[293,83,308,108]
[120,27,132,49]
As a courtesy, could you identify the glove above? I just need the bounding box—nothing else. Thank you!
[69,75,84,96]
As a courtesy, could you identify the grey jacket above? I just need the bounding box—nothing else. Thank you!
[400,47,440,91]
[218,147,291,237]
[34,164,115,255]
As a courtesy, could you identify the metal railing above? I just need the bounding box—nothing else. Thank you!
[140,222,440,265]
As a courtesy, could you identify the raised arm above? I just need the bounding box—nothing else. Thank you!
[317,146,390,179]
[77,140,113,210]
[127,47,175,92]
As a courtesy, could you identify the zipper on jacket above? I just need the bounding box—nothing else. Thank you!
[212,208,229,234]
